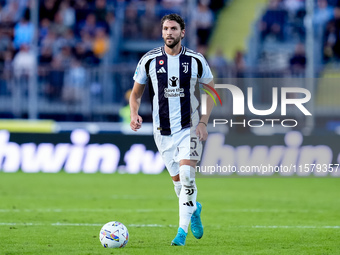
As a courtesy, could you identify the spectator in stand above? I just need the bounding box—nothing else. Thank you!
[79,13,98,37]
[289,43,306,75]
[119,89,132,125]
[39,18,51,42]
[39,0,59,22]
[76,28,100,66]
[74,0,90,25]
[323,20,337,61]
[233,50,246,78]
[59,0,75,29]
[0,26,13,55]
[58,28,77,49]
[73,42,87,60]
[0,19,14,53]
[209,48,229,78]
[331,6,340,60]
[194,0,214,55]
[283,0,305,41]
[123,3,139,39]
[105,11,115,32]
[79,30,94,52]
[0,1,21,23]
[140,0,160,39]
[73,41,97,65]
[159,0,183,17]
[283,0,304,16]
[45,57,64,101]
[12,44,36,77]
[323,5,340,62]
[94,0,107,24]
[39,46,53,65]
[93,27,109,59]
[2,50,13,84]
[41,30,58,55]
[62,58,86,104]
[50,11,68,37]
[259,0,287,42]
[13,16,34,50]
[38,46,53,81]
[93,0,110,34]
[53,45,73,69]
[314,0,334,30]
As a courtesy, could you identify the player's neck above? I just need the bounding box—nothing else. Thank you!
[164,43,182,56]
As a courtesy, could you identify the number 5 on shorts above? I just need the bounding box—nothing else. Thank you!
[191,137,198,150]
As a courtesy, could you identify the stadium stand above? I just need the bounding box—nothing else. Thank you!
[244,0,340,132]
[0,0,339,133]
[0,0,226,122]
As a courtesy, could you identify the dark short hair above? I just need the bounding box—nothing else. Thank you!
[161,13,185,30]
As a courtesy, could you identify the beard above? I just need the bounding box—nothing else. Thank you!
[164,36,181,48]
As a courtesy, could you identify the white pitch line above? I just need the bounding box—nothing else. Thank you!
[128,224,177,228]
[0,222,177,228]
[252,225,340,229]
[0,208,177,213]
[0,223,339,229]
[220,209,328,213]
[52,223,176,227]
[0,208,330,213]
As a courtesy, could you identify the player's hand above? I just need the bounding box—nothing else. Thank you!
[196,122,208,141]
[130,114,143,131]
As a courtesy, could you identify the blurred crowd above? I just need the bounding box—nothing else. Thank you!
[208,0,340,80]
[0,0,226,103]
[0,0,338,122]
[0,0,115,102]
[122,0,226,56]
[258,0,340,64]
[0,0,225,69]
[0,0,114,68]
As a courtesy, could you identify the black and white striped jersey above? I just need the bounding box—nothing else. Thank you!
[133,46,213,136]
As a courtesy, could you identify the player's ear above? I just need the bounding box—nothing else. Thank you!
[181,29,185,39]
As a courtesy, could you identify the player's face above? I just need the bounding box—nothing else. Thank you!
[162,20,185,49]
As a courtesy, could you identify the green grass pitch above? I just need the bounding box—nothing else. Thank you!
[0,172,339,255]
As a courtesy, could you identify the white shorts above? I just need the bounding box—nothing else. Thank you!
[154,127,202,177]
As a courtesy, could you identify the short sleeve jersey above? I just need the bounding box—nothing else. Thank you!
[133,46,213,135]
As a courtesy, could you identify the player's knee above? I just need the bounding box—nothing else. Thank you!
[179,165,195,187]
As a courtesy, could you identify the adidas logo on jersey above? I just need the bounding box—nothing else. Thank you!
[157,67,166,73]
[190,150,199,157]
[183,201,194,206]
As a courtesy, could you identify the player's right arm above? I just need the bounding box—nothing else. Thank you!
[129,81,145,131]
[130,52,150,131]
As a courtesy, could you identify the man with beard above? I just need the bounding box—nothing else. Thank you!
[129,13,215,246]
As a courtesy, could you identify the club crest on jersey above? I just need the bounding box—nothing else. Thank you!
[169,76,179,87]
[159,60,164,65]
[182,62,189,73]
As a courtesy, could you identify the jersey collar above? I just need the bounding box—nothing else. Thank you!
[161,46,185,56]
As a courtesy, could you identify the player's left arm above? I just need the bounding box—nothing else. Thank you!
[196,54,215,141]
[196,80,215,141]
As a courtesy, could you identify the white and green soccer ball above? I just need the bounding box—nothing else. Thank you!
[99,221,129,248]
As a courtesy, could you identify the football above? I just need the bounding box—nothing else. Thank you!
[99,221,129,248]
